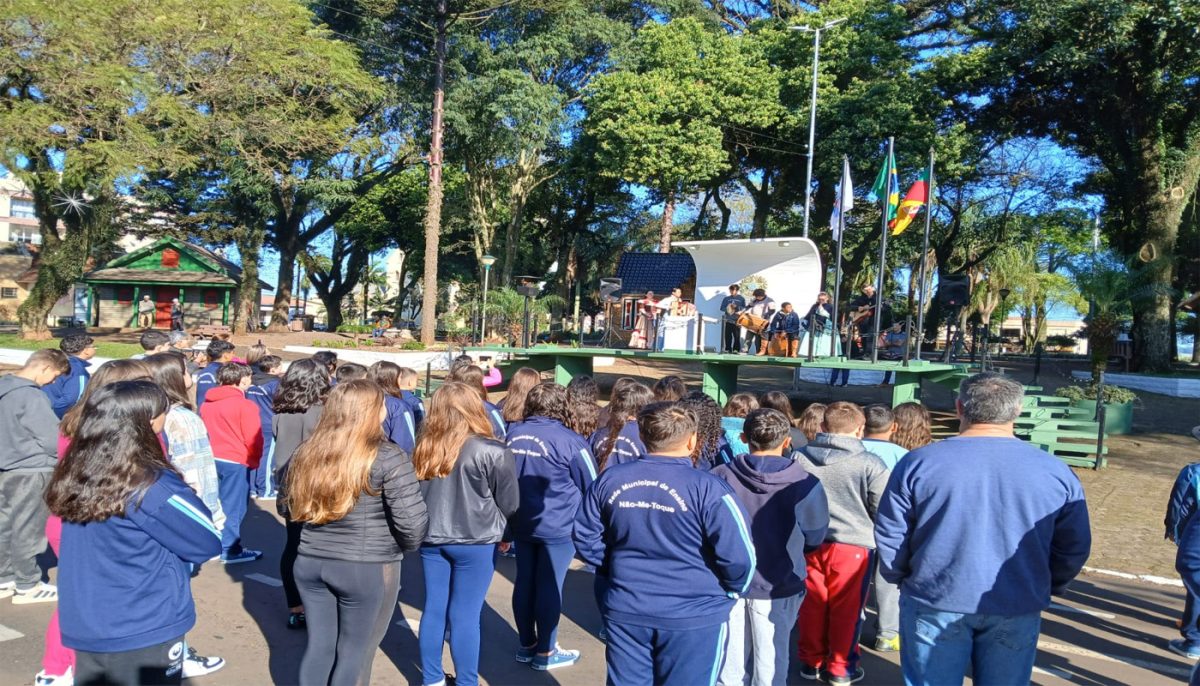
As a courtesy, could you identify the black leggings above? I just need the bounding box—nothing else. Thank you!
[281,519,303,608]
[294,555,400,686]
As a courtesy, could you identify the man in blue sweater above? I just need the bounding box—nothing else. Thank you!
[711,408,828,686]
[874,372,1092,685]
[574,401,757,686]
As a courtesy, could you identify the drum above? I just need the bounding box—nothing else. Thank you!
[767,333,790,356]
[736,312,769,334]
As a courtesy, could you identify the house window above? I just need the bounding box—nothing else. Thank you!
[116,286,134,304]
[203,289,219,309]
[10,225,40,245]
[622,299,636,330]
[161,248,180,268]
[1,287,17,299]
[9,199,35,219]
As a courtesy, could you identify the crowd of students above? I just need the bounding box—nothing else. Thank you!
[0,334,1097,686]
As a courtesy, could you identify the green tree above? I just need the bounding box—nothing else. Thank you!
[586,17,782,251]
[964,0,1200,370]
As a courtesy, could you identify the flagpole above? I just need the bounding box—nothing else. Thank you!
[830,160,847,357]
[871,136,893,364]
[914,147,935,362]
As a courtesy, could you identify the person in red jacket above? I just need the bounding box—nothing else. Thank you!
[200,362,264,564]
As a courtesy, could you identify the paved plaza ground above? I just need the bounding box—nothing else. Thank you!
[3,336,1200,684]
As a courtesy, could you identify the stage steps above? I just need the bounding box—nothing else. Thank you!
[1017,393,1107,469]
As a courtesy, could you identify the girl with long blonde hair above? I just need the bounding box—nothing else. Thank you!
[412,382,518,686]
[283,380,428,686]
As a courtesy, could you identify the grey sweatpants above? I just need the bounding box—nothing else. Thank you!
[873,565,900,640]
[719,593,805,686]
[0,471,51,590]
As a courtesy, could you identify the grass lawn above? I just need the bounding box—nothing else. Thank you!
[0,334,140,359]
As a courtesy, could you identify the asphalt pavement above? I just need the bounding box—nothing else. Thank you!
[2,502,1196,685]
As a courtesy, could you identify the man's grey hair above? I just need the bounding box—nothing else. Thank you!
[958,372,1024,425]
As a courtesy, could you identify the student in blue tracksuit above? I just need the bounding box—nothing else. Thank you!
[45,380,222,685]
[397,367,424,426]
[574,401,757,686]
[451,364,507,439]
[1168,462,1200,659]
[589,381,654,471]
[194,340,235,407]
[369,361,417,453]
[506,382,597,671]
[41,334,95,418]
[246,356,283,499]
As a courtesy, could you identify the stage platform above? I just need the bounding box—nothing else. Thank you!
[472,346,965,406]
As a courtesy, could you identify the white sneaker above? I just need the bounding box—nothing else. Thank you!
[182,647,225,678]
[13,583,57,604]
[34,667,73,686]
[0,582,14,600]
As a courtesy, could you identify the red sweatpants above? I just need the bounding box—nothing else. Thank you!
[796,541,873,678]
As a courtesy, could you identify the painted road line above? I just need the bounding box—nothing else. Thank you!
[1048,602,1117,620]
[245,573,282,588]
[1038,639,1192,679]
[0,623,24,642]
[1032,665,1073,681]
[1083,566,1183,588]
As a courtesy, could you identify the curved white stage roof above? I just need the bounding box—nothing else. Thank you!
[675,237,824,352]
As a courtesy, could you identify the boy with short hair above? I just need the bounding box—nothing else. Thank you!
[134,330,171,359]
[793,401,890,684]
[0,348,69,603]
[200,362,264,564]
[42,334,95,418]
[246,356,283,499]
[397,366,425,426]
[712,408,829,686]
[195,339,236,406]
[768,302,803,357]
[860,404,907,653]
[574,402,757,685]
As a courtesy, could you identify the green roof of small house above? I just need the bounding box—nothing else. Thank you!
[83,237,272,289]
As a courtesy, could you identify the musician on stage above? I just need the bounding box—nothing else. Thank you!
[747,288,775,356]
[845,284,892,359]
[768,302,802,357]
[629,291,657,349]
[719,284,746,354]
[802,292,834,334]
[655,287,684,316]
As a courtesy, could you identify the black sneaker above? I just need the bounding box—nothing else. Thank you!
[825,668,865,685]
[798,663,821,680]
[287,612,307,630]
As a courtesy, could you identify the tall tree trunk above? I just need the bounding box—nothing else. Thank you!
[269,247,297,332]
[419,0,448,346]
[659,189,676,253]
[232,229,264,335]
[501,193,529,286]
[1191,314,1200,364]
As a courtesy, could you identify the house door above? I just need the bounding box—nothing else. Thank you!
[156,289,175,328]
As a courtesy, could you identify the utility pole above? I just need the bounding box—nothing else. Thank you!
[791,18,847,239]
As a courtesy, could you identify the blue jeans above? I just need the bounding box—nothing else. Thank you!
[512,539,575,653]
[899,595,1041,686]
[214,460,249,556]
[419,544,497,686]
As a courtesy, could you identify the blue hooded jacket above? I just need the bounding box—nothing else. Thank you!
[401,389,425,426]
[194,362,221,407]
[41,355,91,419]
[589,420,646,469]
[246,375,280,465]
[506,416,597,542]
[574,455,757,629]
[59,469,222,652]
[485,400,507,440]
[721,416,750,458]
[382,394,417,453]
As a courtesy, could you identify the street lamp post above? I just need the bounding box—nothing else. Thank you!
[481,254,496,342]
[997,287,1011,366]
[791,18,847,239]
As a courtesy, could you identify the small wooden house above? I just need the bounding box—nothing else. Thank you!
[613,252,697,330]
[82,237,271,329]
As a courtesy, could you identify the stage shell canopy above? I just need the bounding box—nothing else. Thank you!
[675,236,823,352]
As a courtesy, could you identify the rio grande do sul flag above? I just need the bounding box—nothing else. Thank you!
[889,169,930,235]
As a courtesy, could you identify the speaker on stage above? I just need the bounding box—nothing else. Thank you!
[937,275,970,307]
[600,277,622,303]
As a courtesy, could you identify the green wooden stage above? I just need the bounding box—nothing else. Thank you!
[474,346,964,407]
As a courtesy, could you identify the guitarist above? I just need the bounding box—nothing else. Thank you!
[846,285,891,359]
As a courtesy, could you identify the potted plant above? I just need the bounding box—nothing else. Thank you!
[1054,383,1138,434]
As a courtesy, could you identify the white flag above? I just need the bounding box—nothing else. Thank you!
[830,156,854,241]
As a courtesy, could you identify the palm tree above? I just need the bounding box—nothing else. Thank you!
[1073,264,1131,385]
[483,287,566,346]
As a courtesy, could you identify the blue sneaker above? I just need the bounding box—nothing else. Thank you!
[1169,639,1200,660]
[221,549,262,565]
[532,647,580,671]
[514,646,536,663]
